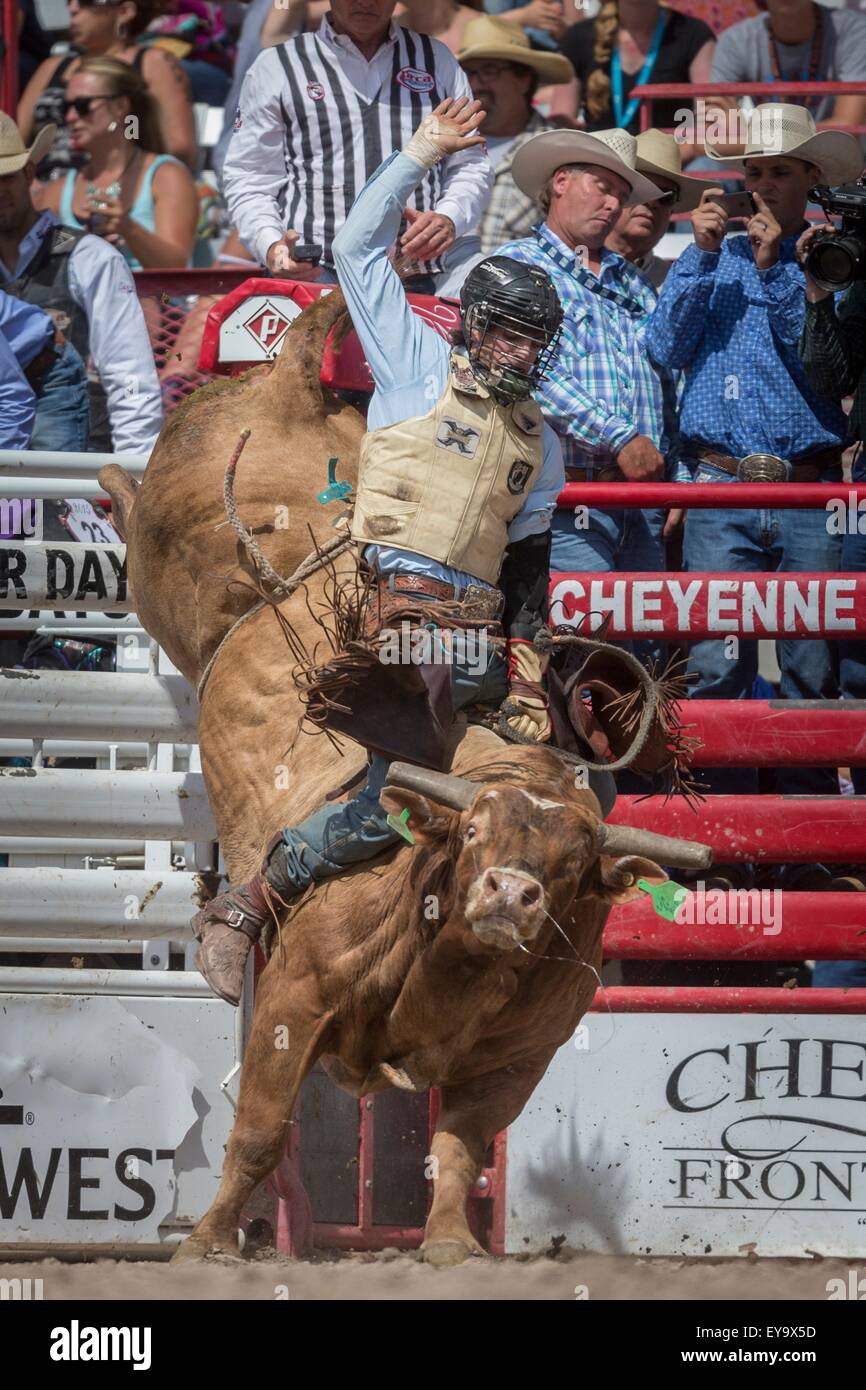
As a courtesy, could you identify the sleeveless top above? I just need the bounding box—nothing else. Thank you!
[32,47,147,182]
[58,154,180,269]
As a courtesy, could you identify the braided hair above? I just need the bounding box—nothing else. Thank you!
[585,0,620,124]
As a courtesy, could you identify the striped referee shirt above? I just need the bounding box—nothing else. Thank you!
[221,15,492,271]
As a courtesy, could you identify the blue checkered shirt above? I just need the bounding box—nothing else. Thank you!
[497,223,683,478]
[646,235,849,459]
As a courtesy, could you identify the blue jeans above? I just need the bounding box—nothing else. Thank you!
[278,627,508,891]
[31,341,89,452]
[551,498,666,668]
[682,460,843,795]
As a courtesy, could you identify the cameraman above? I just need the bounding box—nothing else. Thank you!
[798,222,866,988]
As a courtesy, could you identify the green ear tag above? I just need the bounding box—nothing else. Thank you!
[386,807,415,845]
[317,456,353,504]
[637,878,688,922]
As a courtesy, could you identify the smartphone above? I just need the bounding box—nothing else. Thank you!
[293,242,323,265]
[707,190,756,220]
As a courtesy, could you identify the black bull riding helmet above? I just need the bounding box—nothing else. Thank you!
[459,256,563,404]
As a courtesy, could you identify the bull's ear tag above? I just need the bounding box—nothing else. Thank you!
[386,807,415,845]
[318,456,353,505]
[637,878,688,921]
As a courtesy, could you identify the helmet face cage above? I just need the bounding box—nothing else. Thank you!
[462,299,563,404]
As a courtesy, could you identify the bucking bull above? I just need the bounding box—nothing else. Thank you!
[100,289,710,1267]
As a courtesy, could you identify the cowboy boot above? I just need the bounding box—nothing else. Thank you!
[191,833,289,1006]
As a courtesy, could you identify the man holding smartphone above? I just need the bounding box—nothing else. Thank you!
[646,104,863,804]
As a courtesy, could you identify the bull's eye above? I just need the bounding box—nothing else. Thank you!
[465,824,477,842]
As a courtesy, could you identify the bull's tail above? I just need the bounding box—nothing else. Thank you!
[97,464,139,541]
[267,282,352,412]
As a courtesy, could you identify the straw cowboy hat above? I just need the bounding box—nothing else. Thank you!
[0,112,57,176]
[704,103,863,186]
[512,127,664,207]
[457,14,575,86]
[634,129,706,213]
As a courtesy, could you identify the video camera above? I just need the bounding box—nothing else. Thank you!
[805,180,866,292]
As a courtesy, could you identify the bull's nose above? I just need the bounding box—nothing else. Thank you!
[481,869,542,911]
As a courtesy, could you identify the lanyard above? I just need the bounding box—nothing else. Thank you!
[533,226,648,319]
[611,10,667,130]
[767,2,823,112]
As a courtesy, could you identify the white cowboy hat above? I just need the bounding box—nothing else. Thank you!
[704,103,864,186]
[457,14,575,86]
[512,127,664,207]
[0,111,57,176]
[634,128,706,213]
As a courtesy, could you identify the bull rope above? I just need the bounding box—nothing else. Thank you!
[196,431,353,702]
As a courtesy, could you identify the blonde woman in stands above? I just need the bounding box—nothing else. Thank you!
[550,0,715,159]
[36,57,197,271]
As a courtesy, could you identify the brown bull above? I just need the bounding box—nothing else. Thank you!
[99,299,706,1266]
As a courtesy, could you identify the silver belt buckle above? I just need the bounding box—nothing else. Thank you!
[462,584,504,622]
[736,453,791,483]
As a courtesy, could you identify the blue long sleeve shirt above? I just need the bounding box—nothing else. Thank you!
[0,288,53,450]
[332,149,565,592]
[645,235,849,460]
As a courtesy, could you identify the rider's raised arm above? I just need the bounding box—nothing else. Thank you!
[331,150,446,399]
[332,99,487,401]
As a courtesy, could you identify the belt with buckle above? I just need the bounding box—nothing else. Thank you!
[377,572,504,624]
[565,463,622,483]
[692,443,843,482]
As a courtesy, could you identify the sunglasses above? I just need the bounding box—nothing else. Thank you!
[64,96,115,118]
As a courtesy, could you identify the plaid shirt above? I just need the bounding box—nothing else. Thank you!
[498,223,679,476]
[476,111,549,256]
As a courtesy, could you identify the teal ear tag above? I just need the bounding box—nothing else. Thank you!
[637,878,688,922]
[317,456,353,504]
[386,807,415,845]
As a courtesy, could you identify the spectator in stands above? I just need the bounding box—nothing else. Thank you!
[395,2,486,55]
[18,0,197,179]
[646,105,863,803]
[799,219,866,804]
[0,282,89,451]
[35,58,198,271]
[136,0,234,106]
[709,0,866,137]
[458,15,574,253]
[550,0,716,156]
[221,0,492,293]
[605,128,705,287]
[212,0,308,182]
[798,244,866,984]
[482,1,574,52]
[666,0,760,33]
[496,128,681,619]
[0,113,163,454]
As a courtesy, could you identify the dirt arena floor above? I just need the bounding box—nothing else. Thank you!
[4,1250,864,1300]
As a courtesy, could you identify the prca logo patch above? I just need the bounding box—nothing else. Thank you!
[397,67,435,93]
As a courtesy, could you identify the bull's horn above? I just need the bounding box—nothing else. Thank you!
[385,762,476,810]
[597,822,713,871]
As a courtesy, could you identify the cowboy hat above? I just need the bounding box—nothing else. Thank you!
[457,14,575,86]
[512,127,664,207]
[704,103,863,186]
[0,112,57,176]
[634,128,706,213]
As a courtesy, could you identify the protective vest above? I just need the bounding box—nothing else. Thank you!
[5,223,109,450]
[351,352,544,585]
